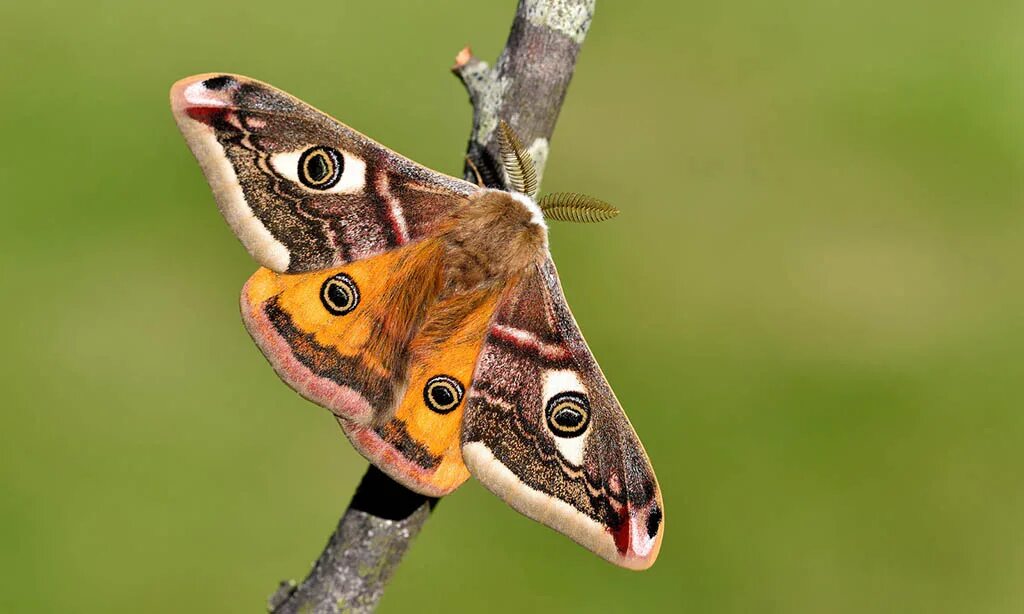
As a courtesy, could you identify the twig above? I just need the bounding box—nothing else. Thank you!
[268,468,437,613]
[454,0,596,188]
[269,1,595,611]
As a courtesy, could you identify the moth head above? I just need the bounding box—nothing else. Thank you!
[495,120,621,225]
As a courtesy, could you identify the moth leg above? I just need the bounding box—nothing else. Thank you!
[465,156,485,187]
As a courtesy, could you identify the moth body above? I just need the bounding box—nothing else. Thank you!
[440,189,548,294]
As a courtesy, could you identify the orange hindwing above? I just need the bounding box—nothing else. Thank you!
[241,239,503,495]
[343,287,501,495]
[241,240,443,424]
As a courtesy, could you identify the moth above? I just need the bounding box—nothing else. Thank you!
[170,74,663,569]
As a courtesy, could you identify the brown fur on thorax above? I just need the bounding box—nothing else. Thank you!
[439,189,548,294]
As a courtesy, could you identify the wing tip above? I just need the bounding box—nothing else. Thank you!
[172,76,293,273]
[463,441,664,570]
[618,497,665,571]
[170,73,255,115]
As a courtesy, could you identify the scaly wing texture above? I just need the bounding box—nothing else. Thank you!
[171,73,478,273]
[241,240,444,424]
[461,257,664,569]
[242,240,504,495]
[342,288,502,495]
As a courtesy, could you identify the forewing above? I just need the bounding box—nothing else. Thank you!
[461,257,664,569]
[171,73,477,273]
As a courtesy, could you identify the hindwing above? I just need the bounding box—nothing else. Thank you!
[241,244,506,496]
[241,240,444,424]
[342,288,503,495]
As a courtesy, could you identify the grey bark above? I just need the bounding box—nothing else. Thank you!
[268,1,594,611]
[268,467,436,613]
[455,0,596,189]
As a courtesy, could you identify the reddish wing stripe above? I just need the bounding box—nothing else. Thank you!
[489,324,571,361]
[374,168,410,245]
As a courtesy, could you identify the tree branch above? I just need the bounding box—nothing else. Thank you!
[455,0,596,188]
[268,467,436,613]
[269,1,595,611]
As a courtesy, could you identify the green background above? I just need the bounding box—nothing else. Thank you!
[2,0,1021,611]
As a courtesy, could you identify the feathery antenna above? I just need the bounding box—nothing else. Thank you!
[497,120,539,199]
[497,120,618,224]
[537,192,621,223]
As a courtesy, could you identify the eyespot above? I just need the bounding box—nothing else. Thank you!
[423,375,464,414]
[545,392,591,438]
[320,273,359,315]
[298,146,343,189]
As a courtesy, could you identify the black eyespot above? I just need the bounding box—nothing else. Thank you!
[298,146,343,189]
[320,273,359,315]
[423,375,464,414]
[545,392,591,438]
[202,75,233,90]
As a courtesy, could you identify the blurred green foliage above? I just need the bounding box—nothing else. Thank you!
[1,0,1021,612]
